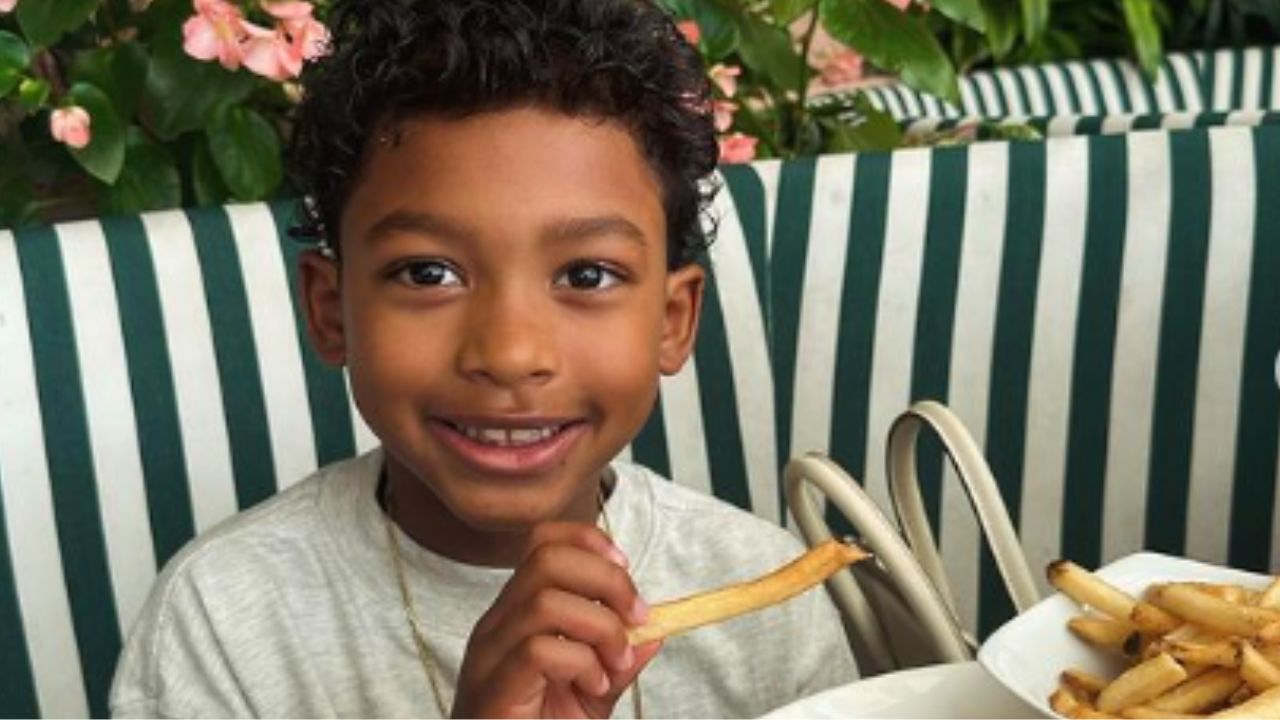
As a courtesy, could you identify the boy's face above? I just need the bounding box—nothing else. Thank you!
[301,107,704,546]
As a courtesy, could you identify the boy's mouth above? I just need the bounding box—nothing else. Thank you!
[431,416,588,475]
[443,420,572,447]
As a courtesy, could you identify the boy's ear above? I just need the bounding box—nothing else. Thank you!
[299,250,346,366]
[658,263,705,375]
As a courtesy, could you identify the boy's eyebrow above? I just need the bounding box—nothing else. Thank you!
[363,210,475,244]
[541,215,648,246]
[362,210,648,246]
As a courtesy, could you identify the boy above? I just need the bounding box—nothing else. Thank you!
[110,0,857,716]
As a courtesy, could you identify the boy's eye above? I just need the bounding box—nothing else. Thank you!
[394,260,462,287]
[555,262,622,290]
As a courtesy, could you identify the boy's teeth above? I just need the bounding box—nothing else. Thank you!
[458,425,560,446]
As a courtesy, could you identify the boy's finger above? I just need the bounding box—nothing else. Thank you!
[488,587,634,674]
[525,522,629,569]
[497,543,648,626]
[488,634,613,708]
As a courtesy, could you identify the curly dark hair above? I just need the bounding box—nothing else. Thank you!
[288,0,720,268]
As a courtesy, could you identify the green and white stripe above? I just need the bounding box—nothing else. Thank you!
[0,229,87,718]
[771,123,1280,639]
[853,46,1280,120]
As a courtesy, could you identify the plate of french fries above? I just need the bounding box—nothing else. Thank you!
[978,552,1280,719]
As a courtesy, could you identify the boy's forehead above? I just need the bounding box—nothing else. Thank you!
[340,107,667,250]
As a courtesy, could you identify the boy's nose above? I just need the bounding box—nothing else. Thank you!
[456,292,558,386]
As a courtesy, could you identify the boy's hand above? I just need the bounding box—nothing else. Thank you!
[452,523,662,718]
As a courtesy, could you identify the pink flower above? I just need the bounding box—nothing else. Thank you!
[0,0,16,13]
[261,1,329,60]
[886,0,911,8]
[709,64,741,98]
[718,133,758,164]
[242,23,304,81]
[818,48,864,88]
[712,99,737,133]
[677,20,700,46]
[183,0,249,70]
[50,106,92,149]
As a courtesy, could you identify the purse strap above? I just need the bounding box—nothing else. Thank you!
[885,400,1040,615]
[784,400,1040,674]
[785,454,972,673]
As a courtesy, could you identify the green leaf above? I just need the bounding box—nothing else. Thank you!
[1020,0,1050,43]
[70,43,149,123]
[144,43,257,140]
[206,107,282,201]
[818,101,902,152]
[929,0,986,32]
[0,174,37,230]
[689,0,741,60]
[18,77,49,108]
[191,138,231,206]
[978,0,1019,57]
[0,31,31,71]
[0,68,21,98]
[771,0,819,25]
[655,0,693,16]
[15,0,101,48]
[1120,0,1162,79]
[65,82,127,184]
[100,128,181,215]
[735,13,803,92]
[820,0,960,103]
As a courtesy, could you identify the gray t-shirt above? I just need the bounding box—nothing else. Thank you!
[110,450,858,718]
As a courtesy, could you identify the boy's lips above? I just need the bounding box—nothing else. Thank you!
[428,416,588,476]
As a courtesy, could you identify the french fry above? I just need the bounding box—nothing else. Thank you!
[1050,561,1273,719]
[1064,667,1112,697]
[1259,579,1280,610]
[1259,645,1280,666]
[1240,642,1280,693]
[1209,684,1280,717]
[1121,707,1206,719]
[1055,687,1120,720]
[1053,687,1086,717]
[1071,615,1141,651]
[1132,601,1187,636]
[1227,685,1253,706]
[1260,621,1280,645]
[1164,639,1244,668]
[1190,583,1255,605]
[1148,584,1280,637]
[626,539,869,645]
[1147,668,1243,713]
[1097,652,1189,713]
[1050,560,1151,623]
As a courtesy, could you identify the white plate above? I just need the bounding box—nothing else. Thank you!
[978,552,1272,718]
[762,661,1039,718]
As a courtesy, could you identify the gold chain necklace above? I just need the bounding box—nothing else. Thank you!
[381,475,644,718]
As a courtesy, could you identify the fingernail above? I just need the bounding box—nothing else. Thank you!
[596,673,611,696]
[631,596,649,624]
[606,544,628,569]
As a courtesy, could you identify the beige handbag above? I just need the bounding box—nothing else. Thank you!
[785,400,1042,676]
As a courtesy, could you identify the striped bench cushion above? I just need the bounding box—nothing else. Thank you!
[0,190,774,717]
[851,45,1280,119]
[904,109,1280,138]
[766,122,1280,641]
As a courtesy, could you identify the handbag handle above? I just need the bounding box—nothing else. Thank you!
[785,454,972,673]
[885,400,1040,615]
